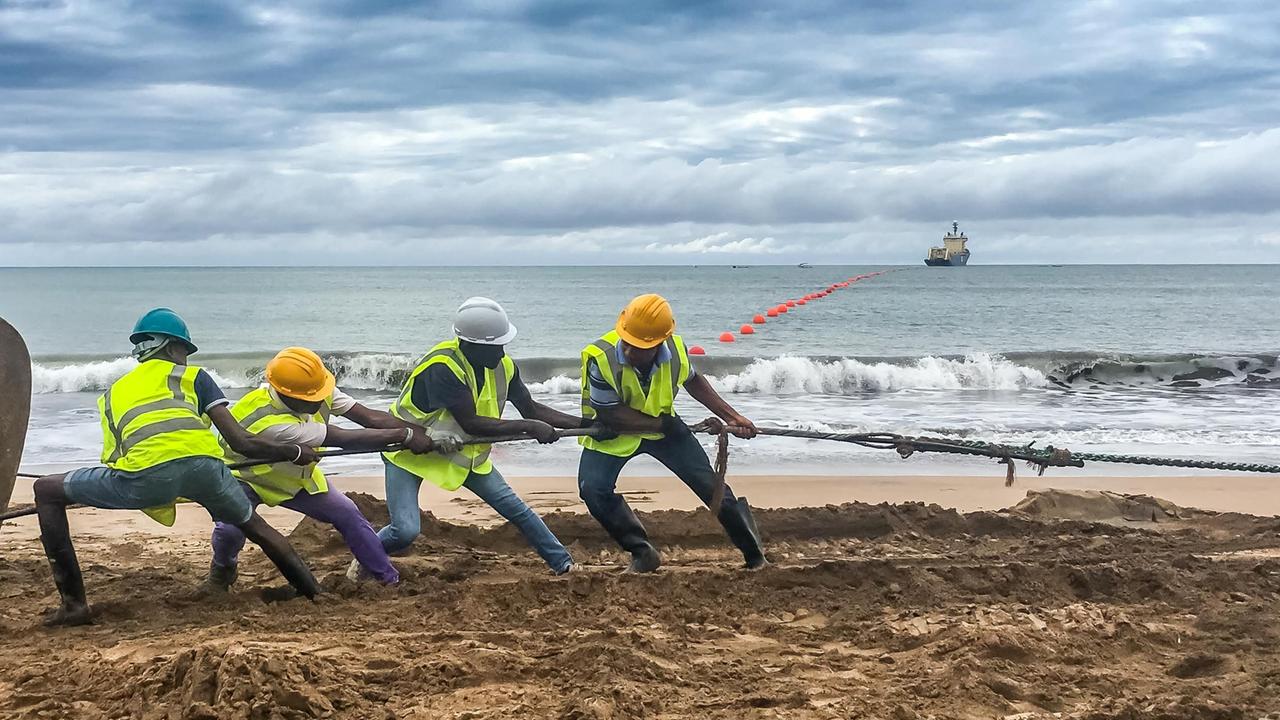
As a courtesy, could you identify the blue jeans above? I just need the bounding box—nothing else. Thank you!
[578,433,765,562]
[63,456,253,525]
[377,459,573,573]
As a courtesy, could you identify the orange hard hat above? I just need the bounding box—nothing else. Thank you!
[616,293,675,349]
[265,347,336,402]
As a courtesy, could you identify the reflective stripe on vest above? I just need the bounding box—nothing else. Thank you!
[96,360,225,527]
[99,360,223,473]
[384,339,513,490]
[579,332,690,457]
[219,387,332,507]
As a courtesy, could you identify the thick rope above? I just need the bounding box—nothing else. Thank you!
[8,425,1279,523]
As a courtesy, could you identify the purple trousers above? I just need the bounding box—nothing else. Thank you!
[211,481,399,585]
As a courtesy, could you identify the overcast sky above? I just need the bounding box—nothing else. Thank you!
[3,1,1279,265]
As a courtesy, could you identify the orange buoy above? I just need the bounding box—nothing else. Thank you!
[739,324,754,334]
[796,299,807,305]
[766,308,778,318]
[718,332,735,343]
[688,345,706,355]
[753,314,766,324]
[785,300,796,307]
[777,305,788,313]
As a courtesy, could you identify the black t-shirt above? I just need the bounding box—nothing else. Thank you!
[410,362,524,414]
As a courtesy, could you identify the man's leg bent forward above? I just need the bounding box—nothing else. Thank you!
[283,486,400,585]
[377,459,425,554]
[577,447,660,571]
[207,482,265,588]
[34,472,90,626]
[645,433,766,567]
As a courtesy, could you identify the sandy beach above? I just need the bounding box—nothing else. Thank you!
[3,472,1280,718]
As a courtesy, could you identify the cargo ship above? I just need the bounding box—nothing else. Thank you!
[925,222,971,266]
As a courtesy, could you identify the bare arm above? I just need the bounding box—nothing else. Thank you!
[448,393,552,439]
[336,404,442,454]
[683,374,757,438]
[323,425,414,452]
[208,405,314,463]
[343,403,412,430]
[596,403,665,434]
[508,379,582,429]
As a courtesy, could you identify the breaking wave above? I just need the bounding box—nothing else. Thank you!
[29,351,1280,395]
[713,353,1047,394]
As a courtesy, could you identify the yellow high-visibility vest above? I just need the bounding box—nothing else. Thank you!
[383,339,514,490]
[97,359,225,526]
[579,331,690,457]
[220,386,332,506]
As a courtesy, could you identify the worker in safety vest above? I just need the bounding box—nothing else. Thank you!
[31,308,322,626]
[207,347,463,589]
[360,297,585,576]
[579,294,766,572]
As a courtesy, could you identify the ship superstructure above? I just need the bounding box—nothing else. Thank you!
[925,222,971,266]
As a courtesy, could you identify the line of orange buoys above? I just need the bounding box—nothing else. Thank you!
[691,271,892,354]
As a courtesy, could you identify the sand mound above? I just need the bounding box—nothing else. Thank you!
[291,494,1069,558]
[1009,489,1192,523]
[6,497,1280,718]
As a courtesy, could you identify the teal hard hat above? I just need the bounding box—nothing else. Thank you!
[129,307,197,354]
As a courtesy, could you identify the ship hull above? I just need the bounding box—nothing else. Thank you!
[924,251,970,267]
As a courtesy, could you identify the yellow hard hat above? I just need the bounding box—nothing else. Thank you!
[615,294,675,349]
[265,347,335,402]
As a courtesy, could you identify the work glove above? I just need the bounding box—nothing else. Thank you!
[427,430,465,455]
[660,413,693,440]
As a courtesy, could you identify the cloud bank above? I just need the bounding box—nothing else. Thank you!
[2,1,1278,264]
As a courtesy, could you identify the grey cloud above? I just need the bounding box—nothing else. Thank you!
[4,128,1278,247]
[1,0,1279,263]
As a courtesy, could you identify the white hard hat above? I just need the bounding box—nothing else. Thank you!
[453,297,517,345]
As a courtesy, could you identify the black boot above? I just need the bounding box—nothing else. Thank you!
[627,545,662,574]
[238,515,321,599]
[39,523,93,626]
[718,496,767,570]
[591,502,661,573]
[257,541,321,599]
[206,561,238,591]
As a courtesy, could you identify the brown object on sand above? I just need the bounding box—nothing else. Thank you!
[0,316,31,521]
[1009,488,1192,524]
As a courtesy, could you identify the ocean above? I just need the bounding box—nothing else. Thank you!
[3,265,1277,477]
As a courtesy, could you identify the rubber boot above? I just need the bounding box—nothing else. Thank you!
[259,543,320,600]
[38,522,93,626]
[238,516,321,600]
[206,561,238,591]
[592,502,661,573]
[627,545,662,574]
[718,496,767,570]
